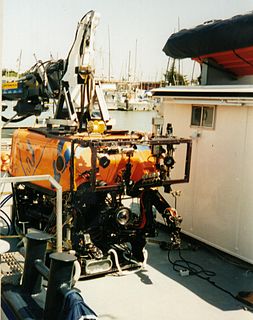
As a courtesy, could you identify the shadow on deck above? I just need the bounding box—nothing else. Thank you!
[2,229,253,320]
[143,229,253,312]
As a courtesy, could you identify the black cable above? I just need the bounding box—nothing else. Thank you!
[0,194,13,208]
[162,217,246,305]
[161,214,252,309]
[168,246,238,301]
[0,195,13,235]
[1,114,34,123]
[0,209,12,227]
[0,215,10,235]
[168,246,215,277]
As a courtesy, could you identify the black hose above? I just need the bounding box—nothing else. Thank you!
[1,114,34,123]
[0,209,12,227]
[0,194,13,208]
[0,214,10,235]
[168,246,238,301]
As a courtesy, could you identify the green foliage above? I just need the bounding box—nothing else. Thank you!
[2,69,19,78]
[164,60,189,86]
[2,69,29,79]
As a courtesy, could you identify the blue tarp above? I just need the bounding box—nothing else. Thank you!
[60,289,97,320]
[163,12,253,59]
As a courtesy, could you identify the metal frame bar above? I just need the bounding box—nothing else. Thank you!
[70,137,192,193]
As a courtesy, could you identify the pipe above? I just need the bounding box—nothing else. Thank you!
[44,252,76,320]
[108,248,147,276]
[22,232,52,294]
[34,259,50,280]
[0,174,63,252]
[0,0,2,168]
[48,175,63,253]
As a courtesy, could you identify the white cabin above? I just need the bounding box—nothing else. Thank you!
[153,85,253,264]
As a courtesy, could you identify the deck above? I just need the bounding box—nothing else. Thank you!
[73,229,253,319]
[1,228,253,319]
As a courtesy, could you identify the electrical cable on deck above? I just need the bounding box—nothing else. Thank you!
[166,244,253,307]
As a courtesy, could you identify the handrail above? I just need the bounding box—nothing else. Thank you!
[0,174,63,252]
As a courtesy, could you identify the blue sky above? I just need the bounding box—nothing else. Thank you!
[2,0,253,81]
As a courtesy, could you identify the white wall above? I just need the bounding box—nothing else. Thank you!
[159,98,253,264]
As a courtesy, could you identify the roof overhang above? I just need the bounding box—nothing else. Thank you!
[152,85,253,106]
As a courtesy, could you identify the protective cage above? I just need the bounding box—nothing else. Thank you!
[11,134,192,277]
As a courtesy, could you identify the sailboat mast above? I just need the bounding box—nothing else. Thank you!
[134,39,137,82]
[108,25,111,81]
[128,50,131,82]
[17,49,22,77]
[177,17,181,84]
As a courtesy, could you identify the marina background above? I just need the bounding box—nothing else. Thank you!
[2,104,158,137]
[110,110,157,132]
[3,0,253,83]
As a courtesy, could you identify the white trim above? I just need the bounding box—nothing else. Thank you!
[152,85,253,94]
[164,97,253,106]
[152,85,253,106]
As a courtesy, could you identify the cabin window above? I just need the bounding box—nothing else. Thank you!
[191,105,215,128]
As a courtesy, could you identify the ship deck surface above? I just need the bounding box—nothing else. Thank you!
[75,229,253,320]
[1,228,253,319]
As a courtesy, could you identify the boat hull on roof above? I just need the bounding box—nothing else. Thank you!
[163,12,253,60]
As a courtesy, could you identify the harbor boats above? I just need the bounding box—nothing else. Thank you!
[102,81,159,111]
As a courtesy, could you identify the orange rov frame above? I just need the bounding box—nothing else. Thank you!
[10,127,192,196]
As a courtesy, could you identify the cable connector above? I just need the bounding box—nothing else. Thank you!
[179,269,189,277]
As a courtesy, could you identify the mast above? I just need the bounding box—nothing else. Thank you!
[108,25,111,82]
[177,17,181,84]
[128,50,131,82]
[134,39,137,82]
[17,49,22,78]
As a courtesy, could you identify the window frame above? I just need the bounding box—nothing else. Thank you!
[190,105,216,129]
